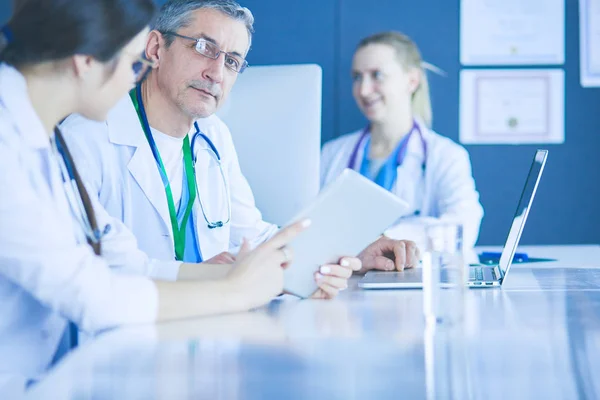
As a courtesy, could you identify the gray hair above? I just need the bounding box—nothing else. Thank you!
[154,0,255,49]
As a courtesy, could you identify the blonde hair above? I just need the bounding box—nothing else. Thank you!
[357,31,433,128]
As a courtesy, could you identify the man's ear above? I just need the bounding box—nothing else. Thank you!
[146,30,165,67]
[71,54,95,79]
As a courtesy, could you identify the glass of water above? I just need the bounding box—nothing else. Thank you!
[421,221,467,327]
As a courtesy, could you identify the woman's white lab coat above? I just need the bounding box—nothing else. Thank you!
[320,120,484,247]
[60,96,277,269]
[0,64,176,384]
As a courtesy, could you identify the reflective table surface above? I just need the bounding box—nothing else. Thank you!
[17,246,600,399]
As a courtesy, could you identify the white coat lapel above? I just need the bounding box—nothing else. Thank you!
[107,96,173,238]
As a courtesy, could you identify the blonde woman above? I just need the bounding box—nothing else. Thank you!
[321,31,484,248]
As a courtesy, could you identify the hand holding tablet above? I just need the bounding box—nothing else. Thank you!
[281,169,410,298]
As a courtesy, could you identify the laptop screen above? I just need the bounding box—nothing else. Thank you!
[498,150,548,277]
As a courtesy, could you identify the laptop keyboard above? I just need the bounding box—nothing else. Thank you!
[470,267,498,282]
[469,267,484,281]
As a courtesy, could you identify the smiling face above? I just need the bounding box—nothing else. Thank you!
[351,43,420,125]
[153,8,249,119]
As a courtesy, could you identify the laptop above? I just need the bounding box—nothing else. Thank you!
[358,149,548,289]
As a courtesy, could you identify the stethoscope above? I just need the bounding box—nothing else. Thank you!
[347,120,428,215]
[190,125,231,229]
[134,85,231,229]
[53,130,111,248]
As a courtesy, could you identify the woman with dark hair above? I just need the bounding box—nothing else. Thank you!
[0,0,312,386]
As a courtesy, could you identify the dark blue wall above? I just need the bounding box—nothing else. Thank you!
[240,0,600,246]
[0,2,10,25]
[2,0,598,245]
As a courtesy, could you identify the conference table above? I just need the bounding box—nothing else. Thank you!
[24,245,600,399]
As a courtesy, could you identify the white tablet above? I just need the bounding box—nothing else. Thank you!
[283,169,409,298]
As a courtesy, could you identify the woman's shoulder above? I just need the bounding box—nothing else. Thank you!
[421,127,474,173]
[424,127,468,155]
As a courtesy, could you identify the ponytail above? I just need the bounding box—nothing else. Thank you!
[412,68,432,128]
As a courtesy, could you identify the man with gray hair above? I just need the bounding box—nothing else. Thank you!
[61,0,419,298]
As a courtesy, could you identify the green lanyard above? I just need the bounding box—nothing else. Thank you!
[129,88,197,261]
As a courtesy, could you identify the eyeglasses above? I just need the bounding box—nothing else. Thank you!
[161,31,249,73]
[132,53,155,83]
